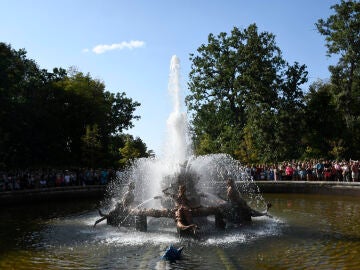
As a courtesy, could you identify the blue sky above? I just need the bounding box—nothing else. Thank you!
[1,0,339,156]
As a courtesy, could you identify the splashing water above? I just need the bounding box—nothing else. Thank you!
[105,55,267,212]
[120,197,157,225]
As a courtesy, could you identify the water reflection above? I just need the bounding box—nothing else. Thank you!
[1,194,360,269]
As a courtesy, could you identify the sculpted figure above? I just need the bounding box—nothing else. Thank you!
[93,182,136,227]
[162,184,199,235]
[93,177,273,236]
[225,178,272,223]
[121,182,135,208]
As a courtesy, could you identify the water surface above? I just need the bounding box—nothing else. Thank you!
[1,193,360,269]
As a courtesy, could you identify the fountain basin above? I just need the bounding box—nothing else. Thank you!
[1,193,360,269]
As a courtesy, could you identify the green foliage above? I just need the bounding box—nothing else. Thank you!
[328,139,347,160]
[316,0,360,115]
[316,0,360,58]
[188,1,360,162]
[118,135,149,168]
[2,0,360,167]
[0,42,145,169]
[81,124,102,168]
[186,24,308,163]
[302,81,344,159]
[194,133,218,155]
[235,125,259,163]
[316,0,360,158]
[301,146,323,160]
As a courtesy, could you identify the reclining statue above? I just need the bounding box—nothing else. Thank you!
[93,182,136,227]
[223,178,272,223]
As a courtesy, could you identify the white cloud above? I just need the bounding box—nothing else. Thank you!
[91,40,145,54]
[82,48,90,53]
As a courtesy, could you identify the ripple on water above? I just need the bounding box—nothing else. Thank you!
[3,194,360,269]
[4,208,285,270]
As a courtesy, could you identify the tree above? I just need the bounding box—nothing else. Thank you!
[0,43,143,168]
[186,25,281,158]
[316,0,360,157]
[0,42,50,167]
[81,124,102,168]
[51,70,142,167]
[275,62,308,160]
[186,24,308,162]
[118,135,149,168]
[302,81,345,159]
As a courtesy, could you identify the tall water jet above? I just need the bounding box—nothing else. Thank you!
[164,55,192,168]
[105,55,194,208]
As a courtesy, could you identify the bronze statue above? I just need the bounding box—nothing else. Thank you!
[225,178,272,222]
[94,178,272,236]
[93,182,136,228]
[171,185,199,235]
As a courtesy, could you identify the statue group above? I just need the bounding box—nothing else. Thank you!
[94,178,272,237]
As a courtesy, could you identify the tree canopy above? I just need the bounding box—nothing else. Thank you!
[186,24,308,163]
[315,0,360,158]
[2,1,360,168]
[187,0,360,162]
[0,42,148,169]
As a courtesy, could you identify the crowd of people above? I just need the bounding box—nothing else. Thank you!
[1,159,359,192]
[0,168,116,191]
[244,159,359,182]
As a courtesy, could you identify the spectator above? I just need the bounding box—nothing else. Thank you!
[315,160,324,180]
[342,162,350,182]
[39,175,47,188]
[285,163,294,180]
[334,161,343,181]
[55,173,64,187]
[267,166,275,181]
[351,160,359,182]
[273,164,278,181]
[64,171,71,186]
[299,163,307,181]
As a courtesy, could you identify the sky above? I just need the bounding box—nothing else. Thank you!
[1,0,340,156]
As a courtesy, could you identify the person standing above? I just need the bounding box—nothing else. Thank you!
[351,160,359,182]
[342,162,350,182]
[285,163,294,180]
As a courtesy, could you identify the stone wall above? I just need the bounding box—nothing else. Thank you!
[0,185,106,206]
[256,181,360,196]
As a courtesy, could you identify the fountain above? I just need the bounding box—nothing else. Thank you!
[94,55,271,236]
[3,56,360,269]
